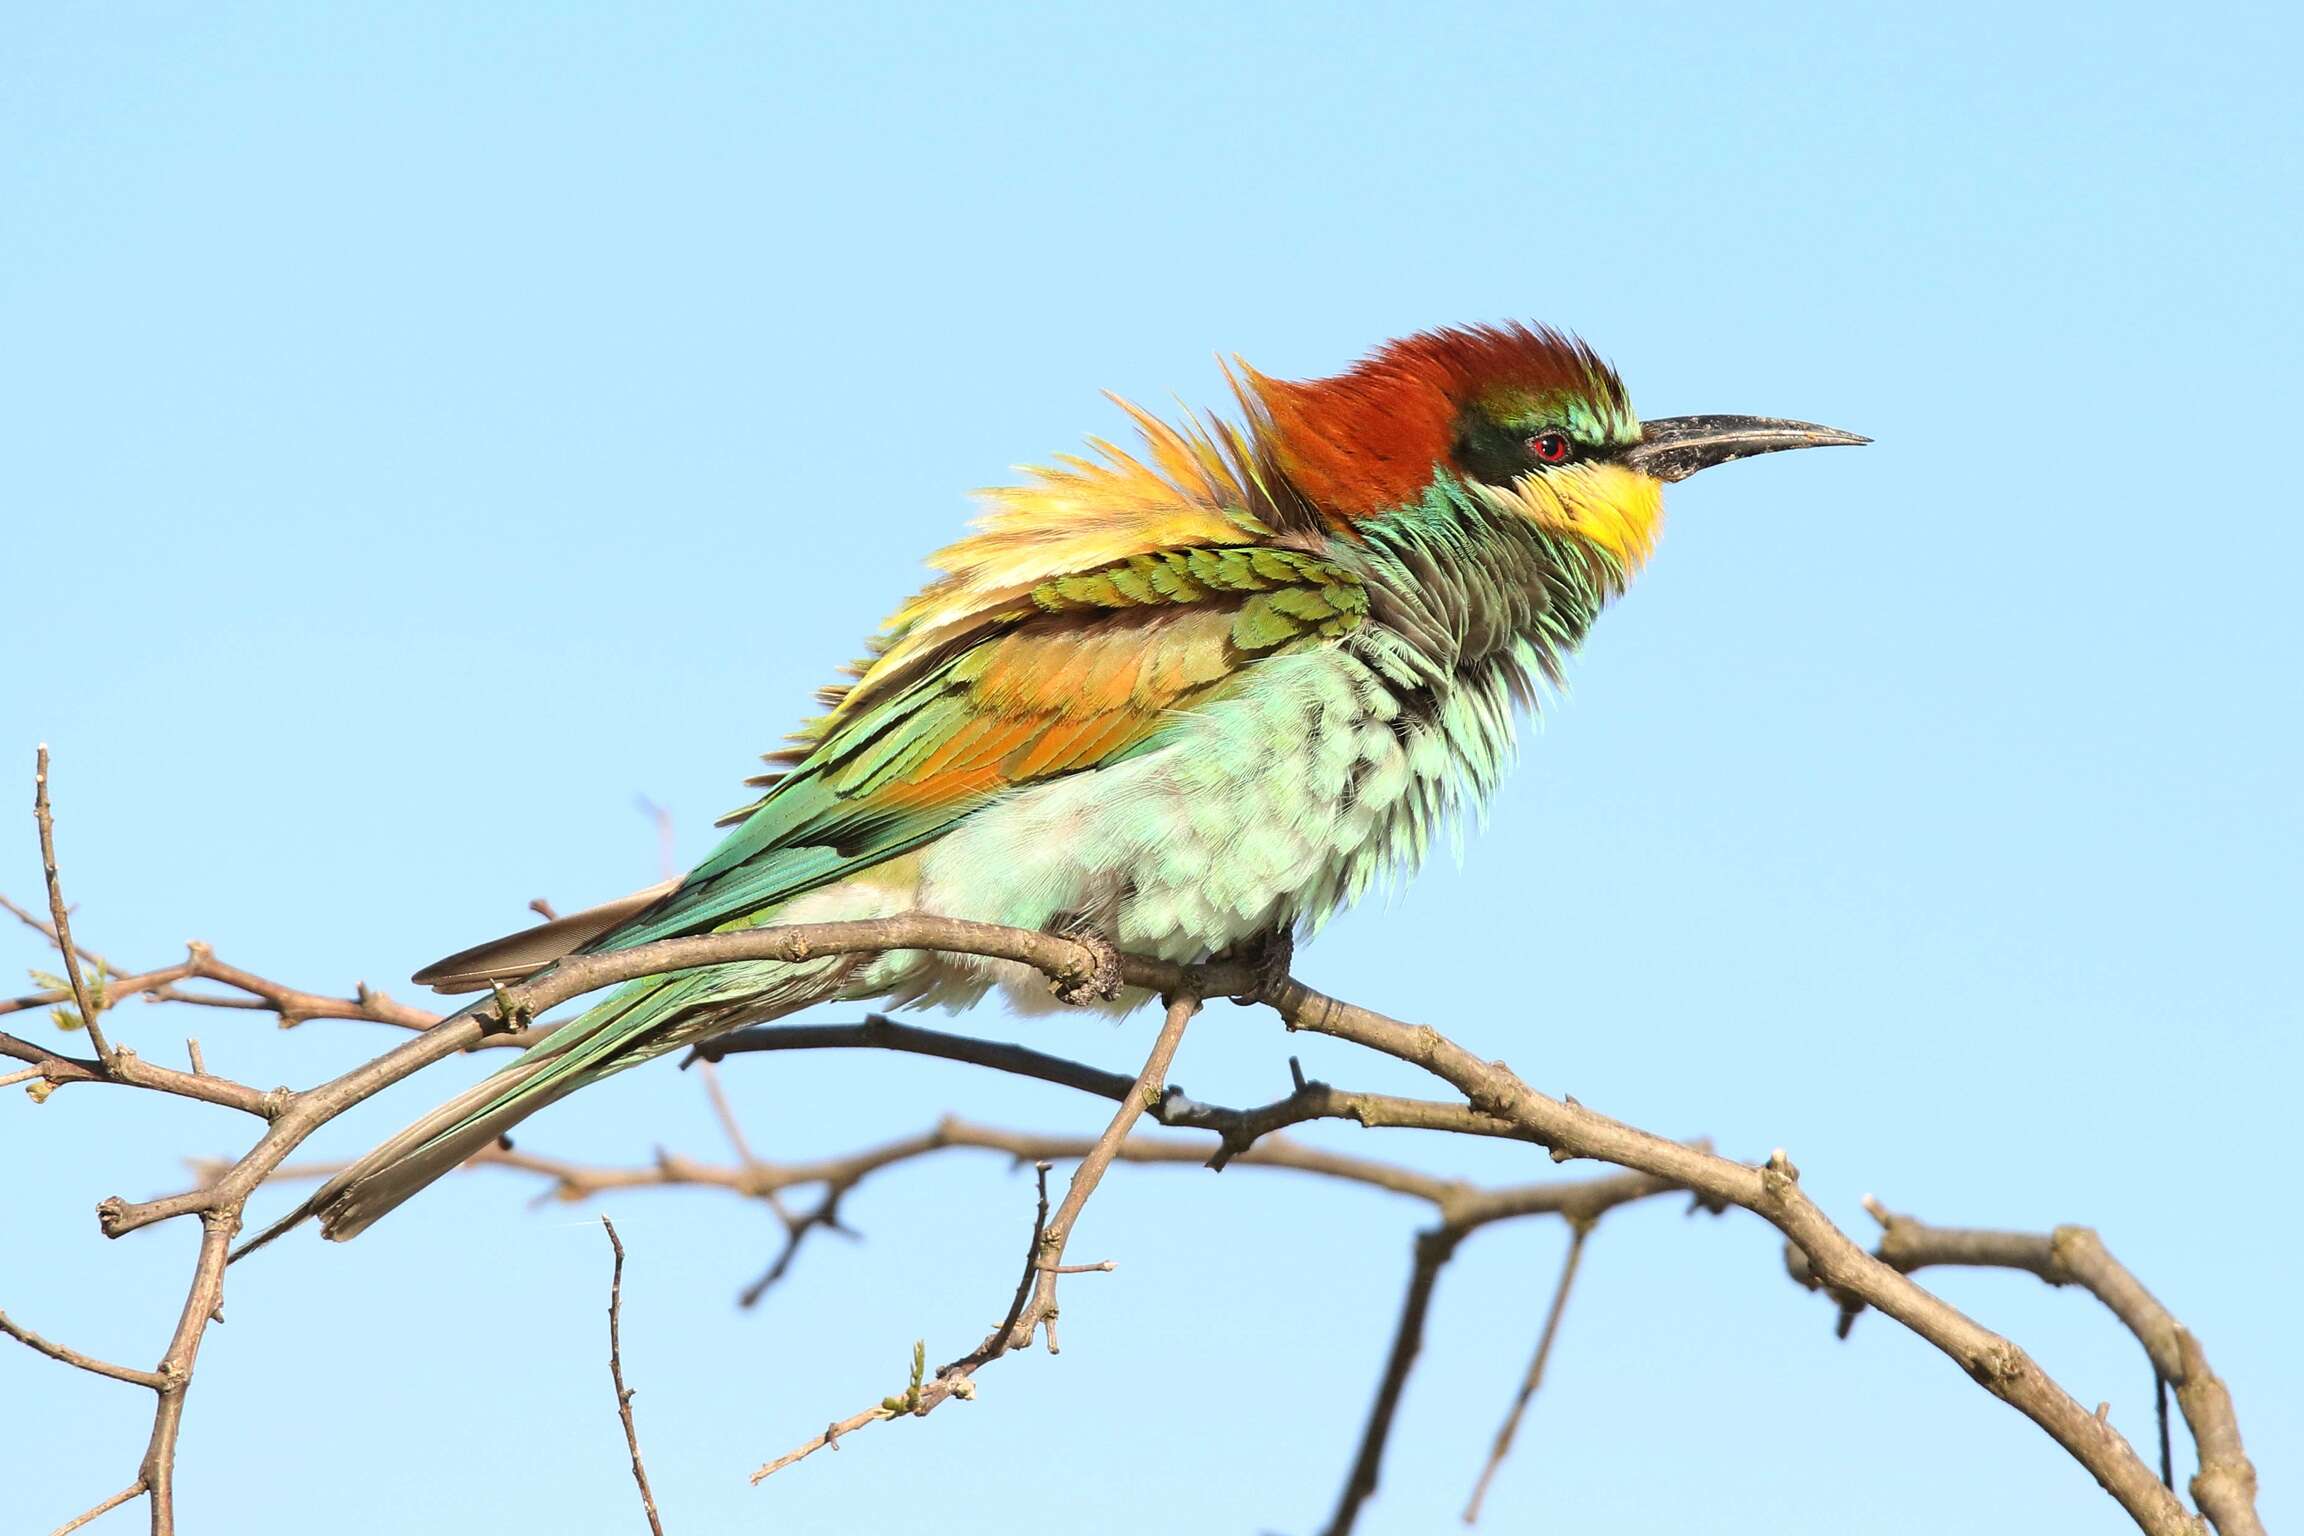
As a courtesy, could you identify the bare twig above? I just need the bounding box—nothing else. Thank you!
[46,1481,146,1536]
[1321,1176,1667,1536]
[0,1309,165,1388]
[4,866,2263,1536]
[1258,978,2235,1536]
[1014,990,1197,1354]
[1789,1201,2262,1536]
[990,1162,1055,1368]
[1324,1224,1463,1536]
[696,1012,1525,1154]
[1,890,115,973]
[1462,1221,1591,1523]
[32,746,110,1061]
[602,1219,667,1536]
[749,990,1200,1482]
[695,1058,795,1236]
[2,1027,281,1118]
[209,1123,1685,1252]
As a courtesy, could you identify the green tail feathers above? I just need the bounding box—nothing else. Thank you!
[249,968,764,1253]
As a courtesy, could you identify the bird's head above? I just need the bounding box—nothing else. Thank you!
[1243,323,1865,573]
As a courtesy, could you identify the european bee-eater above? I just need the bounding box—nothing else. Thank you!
[304,323,1864,1239]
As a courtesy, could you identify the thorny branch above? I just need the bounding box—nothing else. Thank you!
[1,751,2263,1536]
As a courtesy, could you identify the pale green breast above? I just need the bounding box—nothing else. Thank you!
[866,476,1619,1007]
[900,564,1598,997]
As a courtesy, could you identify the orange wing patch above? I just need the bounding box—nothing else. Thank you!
[860,605,1239,814]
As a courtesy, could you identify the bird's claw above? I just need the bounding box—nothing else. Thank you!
[1051,924,1124,1006]
[1224,927,1295,1006]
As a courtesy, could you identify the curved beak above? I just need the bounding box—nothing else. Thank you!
[1624,415,1870,483]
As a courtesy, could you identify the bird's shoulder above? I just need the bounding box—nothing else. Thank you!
[580,407,1366,950]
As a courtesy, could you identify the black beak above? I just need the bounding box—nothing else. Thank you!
[1624,415,1870,483]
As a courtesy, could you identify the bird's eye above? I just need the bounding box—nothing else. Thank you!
[1527,432,1573,465]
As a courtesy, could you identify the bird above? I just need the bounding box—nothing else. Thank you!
[290,322,1864,1243]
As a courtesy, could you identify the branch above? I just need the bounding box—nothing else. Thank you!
[32,746,110,1061]
[1462,1220,1591,1524]
[1320,1175,1672,1536]
[696,1013,1527,1160]
[5,803,2262,1536]
[1013,990,1199,1354]
[1257,977,2240,1536]
[990,1160,1056,1374]
[46,1482,146,1536]
[747,990,1201,1481]
[1322,1222,1463,1536]
[0,1309,165,1389]
[1786,1200,2260,1536]
[220,1115,1689,1371]
[602,1219,667,1536]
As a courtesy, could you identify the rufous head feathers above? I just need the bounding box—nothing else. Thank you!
[1241,323,1634,518]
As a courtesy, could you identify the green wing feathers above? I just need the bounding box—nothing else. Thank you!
[593,546,1365,952]
[281,543,1365,1249]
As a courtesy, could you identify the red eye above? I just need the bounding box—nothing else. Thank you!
[1528,432,1572,465]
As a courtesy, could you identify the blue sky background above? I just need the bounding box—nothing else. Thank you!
[4,5,2297,1532]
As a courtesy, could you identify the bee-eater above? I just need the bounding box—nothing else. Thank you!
[303,323,1864,1239]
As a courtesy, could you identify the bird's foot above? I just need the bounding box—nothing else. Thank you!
[1050,921,1125,1006]
[1219,927,1295,1007]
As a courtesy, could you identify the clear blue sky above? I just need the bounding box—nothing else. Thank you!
[4,5,2296,1532]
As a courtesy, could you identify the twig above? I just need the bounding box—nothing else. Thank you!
[1323,1224,1464,1536]
[1461,1221,1591,1523]
[32,747,110,1061]
[0,1029,280,1118]
[697,1012,1525,1154]
[696,1058,794,1230]
[1259,976,2236,1536]
[1794,1202,2262,1536]
[602,1219,667,1536]
[697,1059,758,1169]
[217,1123,1685,1249]
[749,991,1200,1482]
[1012,991,1199,1355]
[0,1309,165,1388]
[1315,1164,1686,1536]
[0,890,111,972]
[46,1481,146,1536]
[990,1162,1055,1368]
[4,876,2264,1536]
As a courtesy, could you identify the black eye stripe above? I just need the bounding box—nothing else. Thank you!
[1451,413,1585,488]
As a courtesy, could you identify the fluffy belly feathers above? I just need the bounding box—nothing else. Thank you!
[751,642,1517,1017]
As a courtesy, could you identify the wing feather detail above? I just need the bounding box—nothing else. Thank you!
[605,544,1363,952]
